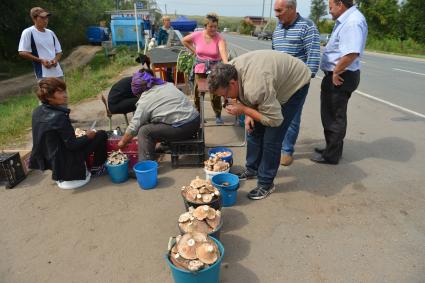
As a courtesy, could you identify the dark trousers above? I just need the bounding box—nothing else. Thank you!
[83,130,108,166]
[137,116,200,161]
[109,97,138,114]
[194,73,222,117]
[320,70,360,163]
[246,84,309,186]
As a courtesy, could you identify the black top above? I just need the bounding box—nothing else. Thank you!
[29,104,89,181]
[108,76,134,106]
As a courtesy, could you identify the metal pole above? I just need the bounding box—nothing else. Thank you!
[134,3,140,54]
[261,0,265,28]
[269,0,273,20]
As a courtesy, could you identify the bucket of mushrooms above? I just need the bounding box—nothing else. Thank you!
[204,156,230,181]
[208,147,233,166]
[105,150,129,183]
[178,205,223,240]
[181,177,222,211]
[166,232,224,283]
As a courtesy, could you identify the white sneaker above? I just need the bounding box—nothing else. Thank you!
[57,170,91,190]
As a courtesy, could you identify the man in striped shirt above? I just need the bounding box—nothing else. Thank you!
[272,0,320,166]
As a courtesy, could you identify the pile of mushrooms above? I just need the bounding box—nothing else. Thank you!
[211,151,231,159]
[181,176,220,204]
[179,205,221,234]
[204,156,229,172]
[168,232,220,272]
[75,128,86,137]
[107,150,128,165]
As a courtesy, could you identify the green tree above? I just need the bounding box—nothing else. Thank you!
[310,0,327,26]
[358,0,400,38]
[401,0,425,43]
[239,19,255,35]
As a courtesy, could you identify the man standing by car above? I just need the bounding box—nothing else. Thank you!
[272,0,320,166]
[18,7,64,81]
[311,0,367,165]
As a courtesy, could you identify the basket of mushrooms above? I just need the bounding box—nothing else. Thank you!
[181,176,222,211]
[204,156,230,181]
[178,205,223,240]
[166,232,224,283]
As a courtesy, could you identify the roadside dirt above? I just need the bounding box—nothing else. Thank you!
[0,45,102,102]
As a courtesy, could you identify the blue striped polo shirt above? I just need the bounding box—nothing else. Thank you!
[272,14,321,77]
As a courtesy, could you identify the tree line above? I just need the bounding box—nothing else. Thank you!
[310,0,425,45]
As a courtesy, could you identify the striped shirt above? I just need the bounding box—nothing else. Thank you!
[272,14,320,77]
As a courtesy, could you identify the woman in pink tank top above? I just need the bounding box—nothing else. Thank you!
[183,13,228,124]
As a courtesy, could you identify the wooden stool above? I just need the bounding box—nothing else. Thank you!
[100,94,129,131]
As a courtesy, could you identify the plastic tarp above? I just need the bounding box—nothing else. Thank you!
[171,16,197,32]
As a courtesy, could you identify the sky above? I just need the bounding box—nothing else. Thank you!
[155,0,318,19]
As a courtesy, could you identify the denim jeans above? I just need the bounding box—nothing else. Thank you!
[281,83,310,155]
[246,84,309,186]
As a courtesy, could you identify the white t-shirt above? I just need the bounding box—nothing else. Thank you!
[18,26,64,78]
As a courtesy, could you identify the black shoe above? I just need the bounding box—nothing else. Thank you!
[236,169,257,180]
[310,155,338,165]
[314,147,325,154]
[247,184,275,200]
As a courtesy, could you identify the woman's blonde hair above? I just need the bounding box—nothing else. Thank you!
[162,16,170,22]
[203,13,219,27]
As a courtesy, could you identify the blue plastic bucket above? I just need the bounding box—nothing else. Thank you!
[106,160,129,183]
[211,173,239,207]
[133,160,158,190]
[208,147,233,164]
[166,237,224,283]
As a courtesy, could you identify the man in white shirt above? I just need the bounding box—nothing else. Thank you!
[18,7,64,81]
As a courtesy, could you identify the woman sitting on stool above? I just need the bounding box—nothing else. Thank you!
[29,78,107,189]
[107,54,152,115]
[117,69,200,161]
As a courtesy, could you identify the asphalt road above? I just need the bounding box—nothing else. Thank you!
[224,33,425,117]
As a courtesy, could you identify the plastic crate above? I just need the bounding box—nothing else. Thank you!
[169,129,205,168]
[0,152,27,189]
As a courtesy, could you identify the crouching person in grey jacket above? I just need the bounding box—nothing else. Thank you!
[118,69,200,161]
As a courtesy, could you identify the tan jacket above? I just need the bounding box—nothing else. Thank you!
[231,50,311,127]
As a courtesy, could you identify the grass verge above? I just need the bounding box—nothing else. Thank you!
[0,46,137,148]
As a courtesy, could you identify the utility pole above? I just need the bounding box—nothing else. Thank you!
[165,3,167,15]
[269,0,273,21]
[261,0,265,28]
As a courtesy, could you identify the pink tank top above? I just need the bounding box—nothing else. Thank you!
[191,31,222,73]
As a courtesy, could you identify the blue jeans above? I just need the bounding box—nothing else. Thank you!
[281,83,310,155]
[245,84,309,186]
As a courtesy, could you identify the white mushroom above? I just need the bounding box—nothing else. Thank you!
[196,242,219,264]
[188,260,204,271]
[177,235,198,260]
[178,212,191,223]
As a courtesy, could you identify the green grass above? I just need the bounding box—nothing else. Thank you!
[0,46,138,148]
[366,37,425,57]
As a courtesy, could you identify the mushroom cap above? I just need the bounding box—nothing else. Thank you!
[192,219,212,234]
[202,193,213,203]
[177,234,198,259]
[179,221,193,233]
[196,242,219,264]
[205,207,217,220]
[184,187,199,202]
[188,260,204,272]
[178,212,191,223]
[191,232,208,243]
[190,177,208,189]
[193,205,209,220]
[206,214,221,230]
[170,251,190,270]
